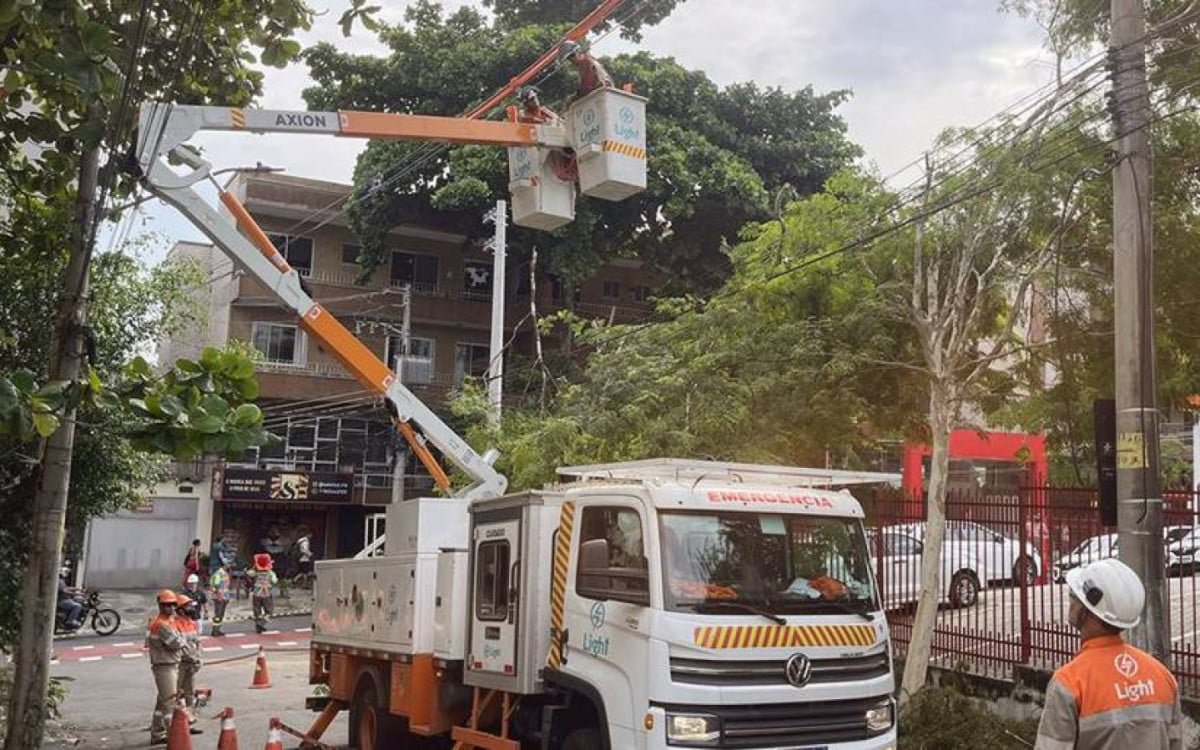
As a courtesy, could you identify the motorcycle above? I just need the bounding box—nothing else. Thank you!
[55,589,122,636]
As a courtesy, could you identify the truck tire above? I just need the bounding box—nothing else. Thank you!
[949,570,980,608]
[562,727,603,750]
[349,669,402,750]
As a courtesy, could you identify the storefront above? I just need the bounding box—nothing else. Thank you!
[212,468,372,576]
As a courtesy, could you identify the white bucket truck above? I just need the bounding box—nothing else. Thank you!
[309,460,897,750]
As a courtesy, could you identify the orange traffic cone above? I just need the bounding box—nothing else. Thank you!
[249,646,271,689]
[262,718,283,750]
[165,698,193,750]
[216,707,238,750]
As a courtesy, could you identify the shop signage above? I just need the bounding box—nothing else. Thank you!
[220,468,353,503]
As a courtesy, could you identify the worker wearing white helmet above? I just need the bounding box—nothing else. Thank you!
[1034,557,1181,750]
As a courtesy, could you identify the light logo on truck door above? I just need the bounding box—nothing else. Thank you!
[582,600,610,657]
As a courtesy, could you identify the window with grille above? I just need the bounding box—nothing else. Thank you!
[602,280,620,299]
[266,233,313,276]
[455,343,490,387]
[464,260,492,301]
[391,252,439,293]
[251,323,303,365]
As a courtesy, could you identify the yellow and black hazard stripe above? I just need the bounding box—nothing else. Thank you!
[601,139,647,160]
[230,108,246,129]
[694,624,876,650]
[546,500,576,669]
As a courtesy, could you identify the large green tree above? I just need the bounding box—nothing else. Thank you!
[303,0,860,292]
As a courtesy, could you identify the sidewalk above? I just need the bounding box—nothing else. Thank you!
[61,585,314,637]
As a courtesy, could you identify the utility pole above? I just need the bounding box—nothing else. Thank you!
[1111,0,1167,659]
[390,284,412,506]
[485,200,507,427]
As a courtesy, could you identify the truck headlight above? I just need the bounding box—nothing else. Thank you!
[866,698,894,733]
[665,713,720,745]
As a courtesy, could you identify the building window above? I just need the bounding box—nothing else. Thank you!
[267,233,313,276]
[575,506,649,604]
[455,343,491,387]
[341,244,360,266]
[475,540,510,621]
[602,280,620,299]
[387,335,435,384]
[391,252,439,293]
[251,323,304,365]
[632,285,651,302]
[464,260,492,302]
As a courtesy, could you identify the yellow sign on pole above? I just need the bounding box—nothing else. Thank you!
[1116,431,1147,469]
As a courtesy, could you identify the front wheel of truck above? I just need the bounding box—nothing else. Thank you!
[562,727,603,750]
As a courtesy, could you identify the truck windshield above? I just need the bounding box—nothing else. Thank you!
[660,511,876,615]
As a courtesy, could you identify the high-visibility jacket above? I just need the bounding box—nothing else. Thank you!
[1035,634,1182,750]
[172,614,201,664]
[146,613,185,666]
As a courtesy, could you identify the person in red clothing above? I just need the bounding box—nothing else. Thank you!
[559,40,613,97]
[517,86,560,125]
[1035,558,1181,749]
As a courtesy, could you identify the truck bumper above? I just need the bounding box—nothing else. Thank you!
[642,706,897,750]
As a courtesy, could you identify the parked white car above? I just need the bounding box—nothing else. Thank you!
[874,529,986,609]
[1052,533,1117,583]
[887,521,1041,586]
[1165,527,1200,576]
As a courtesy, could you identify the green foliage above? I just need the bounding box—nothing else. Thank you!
[0,0,313,198]
[898,686,1037,749]
[303,0,859,292]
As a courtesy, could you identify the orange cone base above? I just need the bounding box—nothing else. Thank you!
[165,702,193,750]
[249,649,272,689]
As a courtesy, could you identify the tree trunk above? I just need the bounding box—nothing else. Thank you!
[899,379,954,706]
[4,145,100,750]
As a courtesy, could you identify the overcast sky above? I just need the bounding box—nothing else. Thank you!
[113,0,1056,253]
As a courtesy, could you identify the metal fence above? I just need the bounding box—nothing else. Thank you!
[865,486,1200,694]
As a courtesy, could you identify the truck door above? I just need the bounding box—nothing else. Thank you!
[562,500,652,749]
[470,518,520,677]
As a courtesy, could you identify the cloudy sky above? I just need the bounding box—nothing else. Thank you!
[116,0,1057,251]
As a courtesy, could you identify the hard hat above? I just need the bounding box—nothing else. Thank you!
[559,40,582,59]
[157,589,178,605]
[518,86,540,102]
[1065,557,1145,630]
[176,594,192,607]
[186,573,200,585]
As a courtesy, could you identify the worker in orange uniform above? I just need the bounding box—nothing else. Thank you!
[1034,558,1182,749]
[145,590,185,745]
[172,594,203,734]
[559,40,613,97]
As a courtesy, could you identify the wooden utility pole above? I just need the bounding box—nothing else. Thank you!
[1111,0,1168,659]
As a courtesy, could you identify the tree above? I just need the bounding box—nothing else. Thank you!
[302,0,860,293]
[450,170,922,490]
[1,1,315,745]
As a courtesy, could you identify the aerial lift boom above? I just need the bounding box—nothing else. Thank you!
[132,0,637,500]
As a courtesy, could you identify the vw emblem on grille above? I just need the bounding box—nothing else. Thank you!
[784,653,812,688]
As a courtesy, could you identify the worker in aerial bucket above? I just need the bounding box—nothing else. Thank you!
[559,40,613,97]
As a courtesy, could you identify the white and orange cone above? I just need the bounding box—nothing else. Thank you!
[216,707,239,750]
[249,646,271,689]
[262,718,283,750]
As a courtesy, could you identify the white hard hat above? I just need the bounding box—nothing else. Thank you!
[186,573,200,584]
[1065,557,1144,630]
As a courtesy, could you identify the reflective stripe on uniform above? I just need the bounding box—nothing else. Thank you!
[1078,702,1175,733]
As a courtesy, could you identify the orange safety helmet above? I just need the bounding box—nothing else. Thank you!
[175,594,192,608]
[156,589,178,605]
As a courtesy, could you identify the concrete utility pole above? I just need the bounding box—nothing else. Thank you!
[485,200,507,426]
[1111,0,1168,659]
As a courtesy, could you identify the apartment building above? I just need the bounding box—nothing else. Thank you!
[154,172,658,567]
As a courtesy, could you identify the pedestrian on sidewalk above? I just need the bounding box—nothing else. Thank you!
[247,553,278,634]
[172,594,203,734]
[1034,558,1182,749]
[182,538,203,586]
[208,563,231,637]
[145,590,185,745]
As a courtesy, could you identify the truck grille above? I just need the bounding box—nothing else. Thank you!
[656,697,888,748]
[670,652,889,686]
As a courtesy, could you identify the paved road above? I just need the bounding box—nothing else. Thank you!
[45,645,347,748]
[52,614,313,665]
